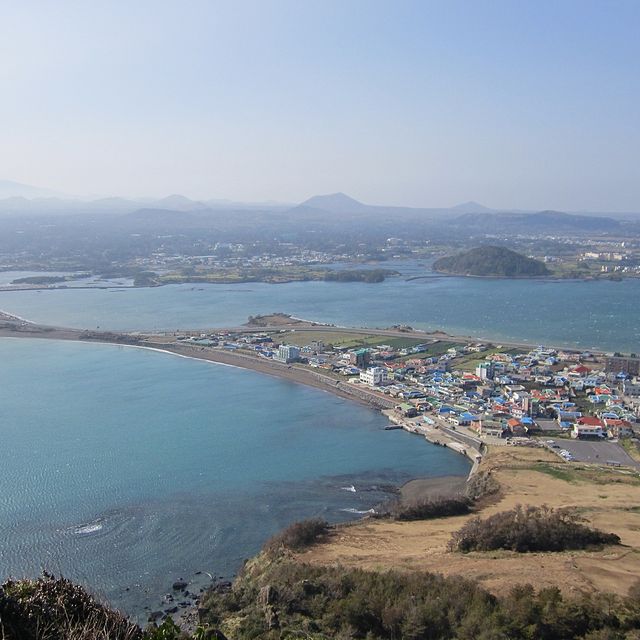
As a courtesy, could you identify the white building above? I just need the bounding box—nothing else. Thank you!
[275,344,300,364]
[359,367,388,387]
[572,423,604,439]
[475,362,494,380]
[623,379,640,397]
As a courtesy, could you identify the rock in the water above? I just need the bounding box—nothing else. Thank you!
[172,579,188,591]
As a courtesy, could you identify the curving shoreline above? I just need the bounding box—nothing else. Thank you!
[0,322,473,626]
[0,317,479,465]
[0,316,476,487]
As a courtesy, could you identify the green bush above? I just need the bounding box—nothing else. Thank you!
[388,495,472,521]
[448,505,621,553]
[262,518,329,556]
[465,470,501,501]
[0,573,141,640]
[199,558,640,639]
[323,269,397,283]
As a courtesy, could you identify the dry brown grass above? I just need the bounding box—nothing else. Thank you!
[299,446,640,598]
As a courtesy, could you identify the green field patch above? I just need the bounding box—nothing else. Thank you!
[620,438,640,462]
[273,331,428,350]
[533,463,579,483]
[450,347,524,372]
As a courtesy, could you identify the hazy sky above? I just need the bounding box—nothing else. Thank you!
[1,0,638,210]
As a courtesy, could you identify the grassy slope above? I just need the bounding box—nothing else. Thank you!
[299,446,640,598]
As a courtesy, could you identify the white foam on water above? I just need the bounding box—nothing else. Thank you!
[73,520,104,535]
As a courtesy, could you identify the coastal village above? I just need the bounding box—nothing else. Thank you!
[3,304,638,468]
[3,288,640,635]
[164,318,640,470]
[3,311,640,629]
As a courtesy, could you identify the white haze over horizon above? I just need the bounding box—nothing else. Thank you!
[1,1,639,212]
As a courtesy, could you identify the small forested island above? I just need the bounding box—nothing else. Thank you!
[136,267,399,287]
[10,275,69,285]
[322,268,397,283]
[433,245,550,277]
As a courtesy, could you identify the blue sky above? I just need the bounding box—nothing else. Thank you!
[1,0,638,210]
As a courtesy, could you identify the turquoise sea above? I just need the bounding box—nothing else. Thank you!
[0,338,469,616]
[2,264,637,616]
[0,262,638,350]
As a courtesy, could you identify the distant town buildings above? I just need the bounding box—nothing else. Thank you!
[475,362,494,380]
[174,325,640,446]
[274,344,300,364]
[572,417,604,439]
[349,348,370,368]
[606,355,640,376]
[359,366,388,387]
[623,378,640,396]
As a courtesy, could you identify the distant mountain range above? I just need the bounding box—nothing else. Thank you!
[0,182,637,227]
[449,210,620,233]
[0,183,291,215]
[289,192,492,219]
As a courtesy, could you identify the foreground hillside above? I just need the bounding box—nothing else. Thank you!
[301,446,640,597]
[4,554,640,639]
[433,246,550,277]
[3,446,640,639]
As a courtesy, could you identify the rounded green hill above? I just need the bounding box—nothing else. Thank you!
[433,246,550,277]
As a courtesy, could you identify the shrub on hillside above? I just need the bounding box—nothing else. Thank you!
[0,573,142,640]
[262,518,329,556]
[448,505,620,553]
[388,495,471,521]
[200,558,640,639]
[464,470,501,502]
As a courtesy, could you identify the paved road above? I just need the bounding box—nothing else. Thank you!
[437,423,483,452]
[550,439,640,469]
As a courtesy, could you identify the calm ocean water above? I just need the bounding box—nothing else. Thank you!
[0,338,469,616]
[0,262,638,350]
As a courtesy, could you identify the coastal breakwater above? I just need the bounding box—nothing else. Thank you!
[383,410,483,473]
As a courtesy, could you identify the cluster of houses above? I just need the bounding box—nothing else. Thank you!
[176,329,640,442]
[135,244,346,273]
[370,345,640,439]
[348,345,640,442]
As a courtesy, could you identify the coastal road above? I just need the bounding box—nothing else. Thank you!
[438,425,482,452]
[427,416,483,452]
